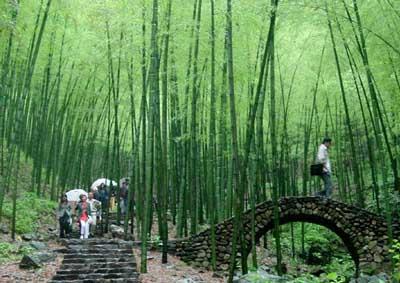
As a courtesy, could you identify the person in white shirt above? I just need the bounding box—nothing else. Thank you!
[315,138,333,197]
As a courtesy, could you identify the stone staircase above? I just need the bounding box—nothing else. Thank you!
[50,239,140,283]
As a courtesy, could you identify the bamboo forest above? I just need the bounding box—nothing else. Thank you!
[0,0,400,282]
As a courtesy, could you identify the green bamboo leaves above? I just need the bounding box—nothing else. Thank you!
[0,0,399,277]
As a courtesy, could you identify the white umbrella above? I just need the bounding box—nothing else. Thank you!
[91,178,117,191]
[65,189,88,202]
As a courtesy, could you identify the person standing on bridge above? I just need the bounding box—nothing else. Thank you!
[315,138,333,198]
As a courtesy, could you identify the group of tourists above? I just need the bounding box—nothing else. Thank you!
[57,179,129,239]
[57,189,101,239]
[57,139,333,239]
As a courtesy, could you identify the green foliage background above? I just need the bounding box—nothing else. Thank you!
[1,0,399,145]
[2,191,57,234]
[0,0,399,278]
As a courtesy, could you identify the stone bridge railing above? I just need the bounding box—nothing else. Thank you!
[174,197,400,274]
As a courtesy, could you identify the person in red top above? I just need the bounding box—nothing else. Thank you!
[76,194,92,239]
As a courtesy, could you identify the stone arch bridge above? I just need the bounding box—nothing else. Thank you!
[174,197,399,274]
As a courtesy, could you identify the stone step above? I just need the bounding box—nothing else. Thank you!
[63,253,134,260]
[62,256,135,264]
[50,277,139,283]
[64,240,133,247]
[66,245,133,251]
[63,253,135,259]
[64,259,135,264]
[57,267,137,275]
[63,249,133,254]
[53,237,139,283]
[67,244,131,249]
[52,272,139,281]
[64,246,133,251]
[59,266,136,272]
[60,262,135,270]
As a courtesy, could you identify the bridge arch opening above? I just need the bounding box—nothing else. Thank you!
[245,215,359,275]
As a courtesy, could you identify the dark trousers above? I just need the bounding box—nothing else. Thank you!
[59,219,71,238]
[318,173,333,197]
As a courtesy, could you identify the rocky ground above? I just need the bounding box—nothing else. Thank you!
[0,218,225,283]
[0,240,63,283]
[0,255,62,283]
[0,240,225,283]
[134,249,225,283]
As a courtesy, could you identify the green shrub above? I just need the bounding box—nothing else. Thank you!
[0,242,34,264]
[275,223,334,253]
[18,244,34,256]
[0,242,18,263]
[288,274,320,283]
[389,239,400,282]
[2,192,57,234]
[324,256,354,278]
[0,242,17,263]
[324,272,346,283]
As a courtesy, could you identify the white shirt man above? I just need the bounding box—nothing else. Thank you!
[315,138,333,197]
[317,143,331,173]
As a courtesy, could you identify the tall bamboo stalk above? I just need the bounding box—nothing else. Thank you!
[326,1,364,207]
[226,0,245,279]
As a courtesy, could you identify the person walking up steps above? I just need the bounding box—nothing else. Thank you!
[120,179,129,216]
[57,194,72,238]
[76,194,92,239]
[88,192,101,236]
[315,138,333,198]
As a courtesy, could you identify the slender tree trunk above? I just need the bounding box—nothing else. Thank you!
[226,0,246,279]
[209,0,217,271]
[141,0,159,273]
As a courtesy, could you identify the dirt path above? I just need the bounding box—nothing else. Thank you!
[134,249,225,283]
[0,250,62,283]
